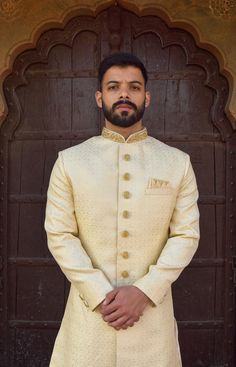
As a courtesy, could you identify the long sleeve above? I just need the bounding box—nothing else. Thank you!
[133,154,200,305]
[44,152,113,311]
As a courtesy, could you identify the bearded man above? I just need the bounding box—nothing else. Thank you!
[45,52,200,367]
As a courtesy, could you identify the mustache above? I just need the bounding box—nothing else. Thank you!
[112,99,137,112]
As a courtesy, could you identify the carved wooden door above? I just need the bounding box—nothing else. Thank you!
[0,6,235,367]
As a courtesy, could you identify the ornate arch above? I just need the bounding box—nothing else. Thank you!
[0,0,235,128]
[1,2,232,141]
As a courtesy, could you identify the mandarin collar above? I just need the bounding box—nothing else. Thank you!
[101,127,148,143]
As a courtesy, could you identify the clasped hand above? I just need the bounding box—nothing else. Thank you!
[99,285,150,330]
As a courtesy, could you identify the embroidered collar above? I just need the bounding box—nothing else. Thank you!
[101,127,148,143]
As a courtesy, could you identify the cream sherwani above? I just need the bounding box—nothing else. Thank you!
[45,127,200,367]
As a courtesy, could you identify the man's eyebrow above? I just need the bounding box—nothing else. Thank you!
[106,81,119,85]
[106,80,143,85]
[129,81,143,85]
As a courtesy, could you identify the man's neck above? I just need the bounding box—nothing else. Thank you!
[105,121,143,139]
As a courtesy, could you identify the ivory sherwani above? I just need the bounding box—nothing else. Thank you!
[45,127,200,367]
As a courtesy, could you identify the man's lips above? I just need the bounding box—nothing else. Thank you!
[116,105,133,111]
[112,100,137,112]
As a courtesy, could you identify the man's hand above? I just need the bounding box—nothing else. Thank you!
[100,285,150,330]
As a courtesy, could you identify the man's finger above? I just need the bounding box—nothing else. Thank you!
[121,319,135,329]
[100,301,119,316]
[103,309,123,323]
[108,315,129,328]
[103,289,119,305]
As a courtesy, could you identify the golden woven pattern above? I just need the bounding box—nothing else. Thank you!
[102,127,148,143]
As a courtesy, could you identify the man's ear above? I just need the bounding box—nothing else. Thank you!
[95,91,102,108]
[145,91,151,107]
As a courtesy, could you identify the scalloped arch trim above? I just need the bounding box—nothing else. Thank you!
[0,0,235,128]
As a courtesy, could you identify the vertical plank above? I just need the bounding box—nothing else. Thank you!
[133,33,170,134]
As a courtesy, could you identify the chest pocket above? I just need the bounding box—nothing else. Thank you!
[143,187,176,221]
[145,187,174,195]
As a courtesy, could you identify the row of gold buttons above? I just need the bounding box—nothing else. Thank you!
[121,154,131,278]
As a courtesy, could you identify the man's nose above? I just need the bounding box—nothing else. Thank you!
[119,87,130,99]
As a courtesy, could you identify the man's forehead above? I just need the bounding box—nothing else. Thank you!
[103,65,145,84]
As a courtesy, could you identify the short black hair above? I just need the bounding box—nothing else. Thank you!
[98,52,148,88]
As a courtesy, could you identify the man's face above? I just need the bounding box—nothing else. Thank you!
[95,66,150,128]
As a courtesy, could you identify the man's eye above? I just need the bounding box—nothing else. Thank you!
[131,85,140,90]
[108,85,118,90]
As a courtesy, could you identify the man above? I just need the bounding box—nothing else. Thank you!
[45,52,200,367]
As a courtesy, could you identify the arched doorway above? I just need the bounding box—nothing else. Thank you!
[0,5,235,366]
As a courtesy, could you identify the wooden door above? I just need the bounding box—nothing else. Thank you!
[0,6,235,367]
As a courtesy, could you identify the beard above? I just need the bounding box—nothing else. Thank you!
[102,99,146,128]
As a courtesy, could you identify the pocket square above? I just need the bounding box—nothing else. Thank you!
[147,178,170,189]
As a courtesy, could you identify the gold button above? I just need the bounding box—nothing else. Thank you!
[123,172,130,181]
[121,270,129,278]
[122,251,129,259]
[122,210,129,218]
[124,154,131,161]
[123,191,130,199]
[121,230,129,238]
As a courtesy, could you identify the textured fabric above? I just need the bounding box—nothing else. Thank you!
[102,126,148,143]
[45,129,200,367]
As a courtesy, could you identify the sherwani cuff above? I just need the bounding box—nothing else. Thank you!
[133,271,169,306]
[77,274,114,311]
